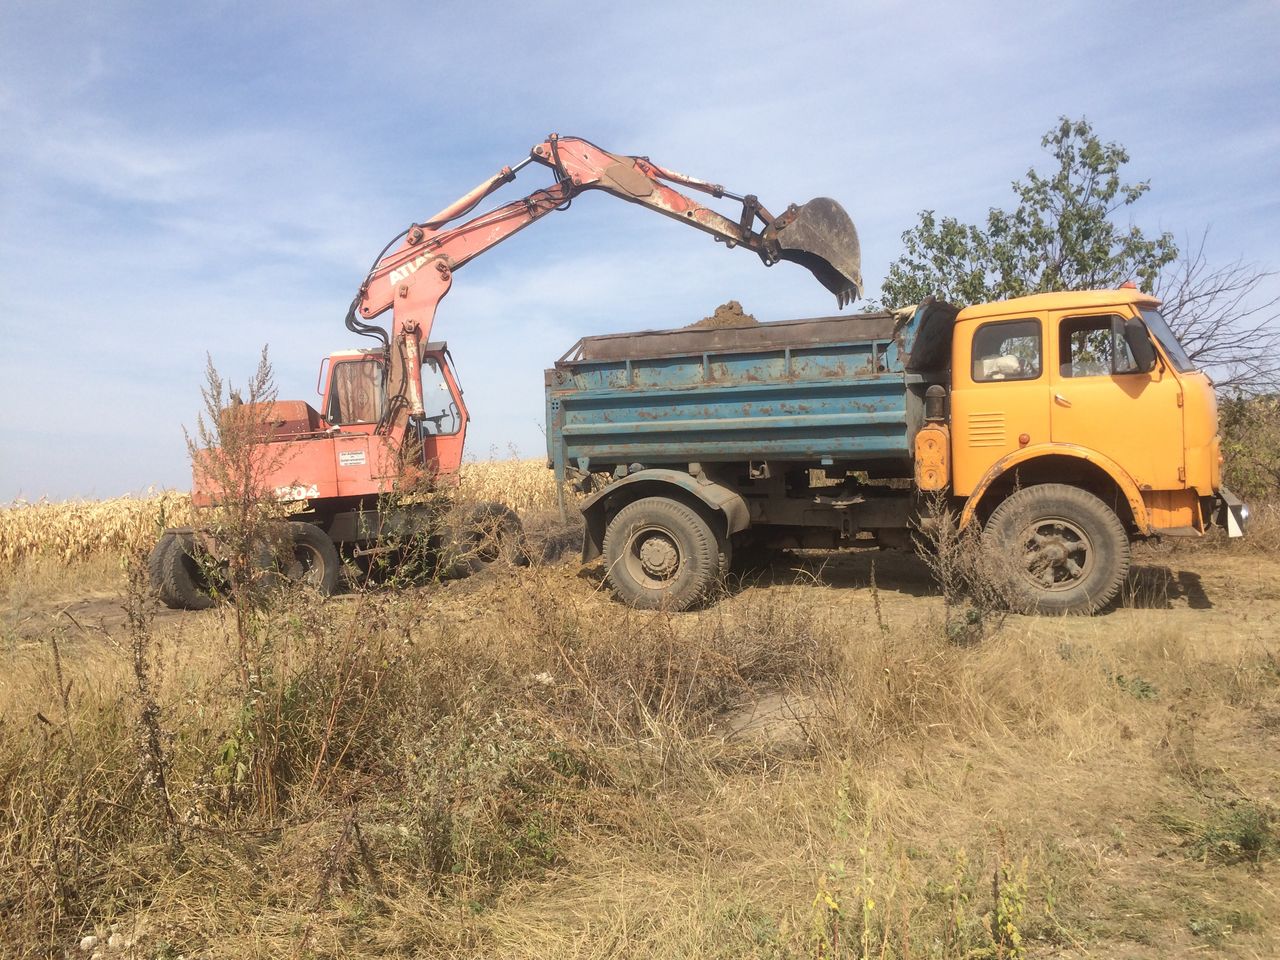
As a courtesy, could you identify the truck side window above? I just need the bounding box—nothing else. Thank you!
[972,319,1041,382]
[1060,315,1137,377]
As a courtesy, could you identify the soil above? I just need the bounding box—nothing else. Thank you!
[686,300,759,329]
[7,541,1275,664]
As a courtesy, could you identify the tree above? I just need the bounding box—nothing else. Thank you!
[880,118,1177,308]
[879,117,1280,392]
[1154,232,1280,393]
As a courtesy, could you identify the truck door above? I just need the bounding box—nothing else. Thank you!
[950,314,1051,495]
[1048,310,1184,490]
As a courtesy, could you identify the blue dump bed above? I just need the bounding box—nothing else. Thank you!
[546,307,951,479]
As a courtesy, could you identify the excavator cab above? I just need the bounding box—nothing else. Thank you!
[415,353,463,438]
[765,197,863,308]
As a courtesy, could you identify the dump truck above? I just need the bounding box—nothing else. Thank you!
[546,287,1250,613]
[149,135,862,608]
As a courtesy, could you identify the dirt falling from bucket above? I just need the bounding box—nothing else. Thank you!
[686,300,759,330]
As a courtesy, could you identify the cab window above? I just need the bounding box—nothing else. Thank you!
[1139,307,1196,372]
[1059,315,1137,377]
[972,319,1041,382]
[327,359,385,424]
[415,357,461,436]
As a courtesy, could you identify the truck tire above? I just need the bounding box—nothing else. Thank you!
[984,484,1130,615]
[602,497,721,611]
[156,532,218,611]
[147,532,185,609]
[279,522,340,595]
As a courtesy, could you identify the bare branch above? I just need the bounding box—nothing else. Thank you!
[1155,230,1280,393]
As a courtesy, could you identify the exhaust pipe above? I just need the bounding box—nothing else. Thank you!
[765,197,862,308]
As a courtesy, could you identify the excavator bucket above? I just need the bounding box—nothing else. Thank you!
[767,197,862,308]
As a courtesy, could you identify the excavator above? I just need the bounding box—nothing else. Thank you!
[149,134,862,608]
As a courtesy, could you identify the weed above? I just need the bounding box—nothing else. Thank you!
[916,493,1016,641]
[1192,801,1276,864]
[1110,673,1159,701]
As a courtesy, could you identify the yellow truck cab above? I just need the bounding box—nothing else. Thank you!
[941,286,1248,609]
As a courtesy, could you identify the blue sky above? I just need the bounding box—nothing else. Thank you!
[2,0,1278,501]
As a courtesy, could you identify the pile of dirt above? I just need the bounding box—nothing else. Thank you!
[686,300,759,329]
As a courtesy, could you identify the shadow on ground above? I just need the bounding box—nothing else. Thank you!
[1121,565,1213,610]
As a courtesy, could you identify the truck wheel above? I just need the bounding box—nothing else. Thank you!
[157,532,218,611]
[148,532,185,609]
[985,484,1130,615]
[603,497,721,611]
[279,522,340,595]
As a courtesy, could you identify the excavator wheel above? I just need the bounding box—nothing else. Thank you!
[154,532,219,611]
[276,522,341,595]
[148,532,186,609]
[444,502,529,577]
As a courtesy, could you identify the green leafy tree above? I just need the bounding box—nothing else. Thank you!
[1219,394,1280,498]
[880,117,1177,308]
[880,117,1280,393]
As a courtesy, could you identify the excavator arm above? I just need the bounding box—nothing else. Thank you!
[347,135,862,439]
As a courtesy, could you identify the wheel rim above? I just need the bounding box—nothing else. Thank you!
[624,525,683,590]
[286,543,324,585]
[1017,516,1093,592]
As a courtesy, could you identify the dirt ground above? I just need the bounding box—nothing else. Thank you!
[8,540,1275,658]
[3,538,1277,958]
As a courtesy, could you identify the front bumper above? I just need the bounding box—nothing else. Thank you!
[1215,485,1250,538]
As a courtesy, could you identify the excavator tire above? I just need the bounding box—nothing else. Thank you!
[445,502,529,577]
[277,522,341,595]
[156,532,218,611]
[148,532,186,609]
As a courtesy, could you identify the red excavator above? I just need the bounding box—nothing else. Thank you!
[149,135,862,608]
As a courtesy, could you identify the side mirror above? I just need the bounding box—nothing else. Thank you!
[1124,317,1158,374]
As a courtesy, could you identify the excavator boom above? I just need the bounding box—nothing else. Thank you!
[349,134,862,439]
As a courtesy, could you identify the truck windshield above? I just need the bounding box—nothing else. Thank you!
[1139,307,1195,372]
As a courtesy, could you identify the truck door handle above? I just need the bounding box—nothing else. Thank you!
[1054,393,1072,407]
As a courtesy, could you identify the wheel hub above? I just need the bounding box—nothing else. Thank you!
[1021,520,1091,590]
[638,534,679,579]
[287,546,320,584]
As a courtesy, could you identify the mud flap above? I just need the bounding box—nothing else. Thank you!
[1215,486,1249,538]
[582,508,607,562]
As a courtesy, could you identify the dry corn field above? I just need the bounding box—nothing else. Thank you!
[1,467,1278,959]
[0,460,561,576]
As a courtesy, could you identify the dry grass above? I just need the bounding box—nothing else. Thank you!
[457,458,563,514]
[2,540,1277,958]
[1,470,1278,958]
[0,491,194,572]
